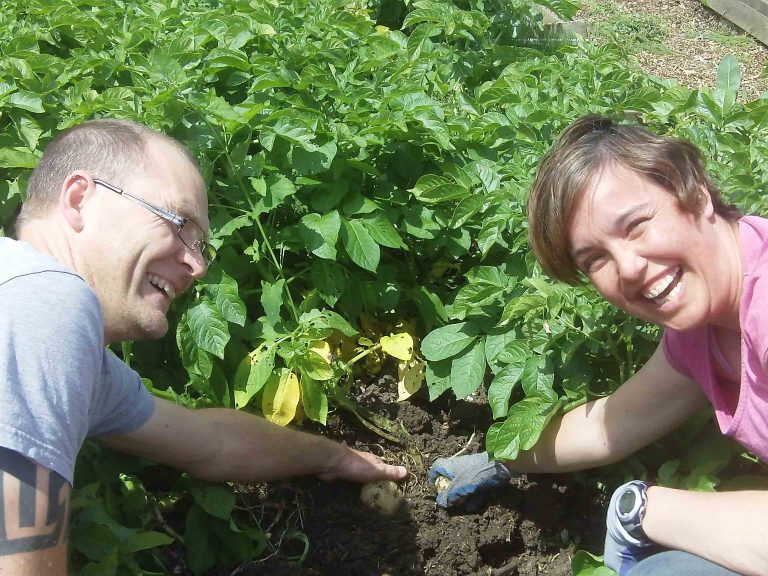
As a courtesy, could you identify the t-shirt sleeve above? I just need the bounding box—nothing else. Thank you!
[87,351,155,438]
[661,329,694,378]
[0,270,103,484]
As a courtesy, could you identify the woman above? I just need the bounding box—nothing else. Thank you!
[430,116,768,575]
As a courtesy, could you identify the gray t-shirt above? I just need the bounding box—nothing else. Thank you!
[0,238,155,483]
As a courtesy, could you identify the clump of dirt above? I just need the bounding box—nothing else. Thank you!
[232,374,606,576]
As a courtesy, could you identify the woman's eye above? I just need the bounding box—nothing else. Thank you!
[627,217,649,236]
[582,255,605,274]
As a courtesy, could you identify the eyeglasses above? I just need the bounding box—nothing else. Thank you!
[94,178,216,265]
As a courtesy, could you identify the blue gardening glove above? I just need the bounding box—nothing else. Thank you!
[428,451,513,510]
[604,481,660,575]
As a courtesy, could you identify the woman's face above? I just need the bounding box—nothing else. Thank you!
[567,163,742,330]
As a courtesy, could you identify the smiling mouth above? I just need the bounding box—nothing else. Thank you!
[148,274,176,300]
[642,267,683,304]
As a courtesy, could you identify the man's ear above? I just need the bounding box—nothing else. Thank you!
[59,172,92,232]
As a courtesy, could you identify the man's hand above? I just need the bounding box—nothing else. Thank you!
[317,448,407,483]
[604,481,659,575]
[428,451,513,510]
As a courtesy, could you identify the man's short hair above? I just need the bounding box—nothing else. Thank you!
[526,115,741,285]
[17,119,197,231]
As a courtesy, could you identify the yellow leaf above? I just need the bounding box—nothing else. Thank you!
[262,370,301,426]
[310,340,333,363]
[397,358,425,401]
[381,333,414,361]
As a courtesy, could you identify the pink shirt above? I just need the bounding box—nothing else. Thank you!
[662,216,768,462]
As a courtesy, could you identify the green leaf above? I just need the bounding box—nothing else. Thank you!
[297,350,335,380]
[184,505,218,575]
[421,322,480,361]
[426,358,453,401]
[499,294,546,325]
[254,175,297,214]
[413,286,449,329]
[299,211,341,260]
[409,174,469,204]
[485,331,520,373]
[301,375,328,425]
[488,362,525,419]
[69,523,122,562]
[521,356,555,397]
[261,279,285,327]
[190,482,236,520]
[715,53,740,115]
[292,141,337,175]
[206,270,246,326]
[450,195,485,228]
[571,550,614,576]
[186,299,230,359]
[361,212,406,249]
[177,316,214,380]
[487,396,563,461]
[270,175,297,202]
[0,147,39,168]
[269,117,317,151]
[311,260,346,306]
[449,338,486,399]
[341,218,380,272]
[234,345,275,409]
[7,90,45,113]
[319,310,358,337]
[452,284,504,319]
[122,531,174,554]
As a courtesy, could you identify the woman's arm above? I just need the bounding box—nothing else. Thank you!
[643,487,768,575]
[508,343,710,472]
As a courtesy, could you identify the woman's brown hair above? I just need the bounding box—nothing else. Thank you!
[527,115,741,284]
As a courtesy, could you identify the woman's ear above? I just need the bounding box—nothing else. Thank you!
[59,172,92,232]
[699,185,715,219]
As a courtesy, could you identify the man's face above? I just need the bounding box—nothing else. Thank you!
[81,139,209,343]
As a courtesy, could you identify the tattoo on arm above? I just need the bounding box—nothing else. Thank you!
[0,447,69,555]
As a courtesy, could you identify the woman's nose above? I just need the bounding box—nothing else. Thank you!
[615,249,646,288]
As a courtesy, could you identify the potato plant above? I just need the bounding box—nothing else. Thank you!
[2,0,767,574]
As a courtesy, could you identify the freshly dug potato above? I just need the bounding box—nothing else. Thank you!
[360,480,404,516]
[434,475,451,494]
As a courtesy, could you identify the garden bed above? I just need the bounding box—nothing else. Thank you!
[222,373,605,576]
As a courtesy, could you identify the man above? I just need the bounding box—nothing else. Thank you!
[0,119,406,575]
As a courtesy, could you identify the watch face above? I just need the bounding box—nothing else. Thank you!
[618,488,638,516]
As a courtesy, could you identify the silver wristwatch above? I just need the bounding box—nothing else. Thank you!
[616,480,651,539]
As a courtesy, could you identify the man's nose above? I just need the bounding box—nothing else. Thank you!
[183,247,208,280]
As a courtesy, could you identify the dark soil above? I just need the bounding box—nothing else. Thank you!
[231,373,607,576]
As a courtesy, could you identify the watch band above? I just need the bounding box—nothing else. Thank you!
[616,480,651,540]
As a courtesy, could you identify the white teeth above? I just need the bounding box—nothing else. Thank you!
[643,274,675,299]
[642,268,683,305]
[148,274,176,300]
[666,281,682,301]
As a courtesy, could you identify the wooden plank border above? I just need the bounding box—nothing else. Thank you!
[702,0,768,46]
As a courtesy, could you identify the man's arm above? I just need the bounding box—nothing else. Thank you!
[0,447,69,576]
[99,399,407,483]
[509,343,710,472]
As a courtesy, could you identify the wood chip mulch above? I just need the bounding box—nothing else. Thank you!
[579,0,768,101]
